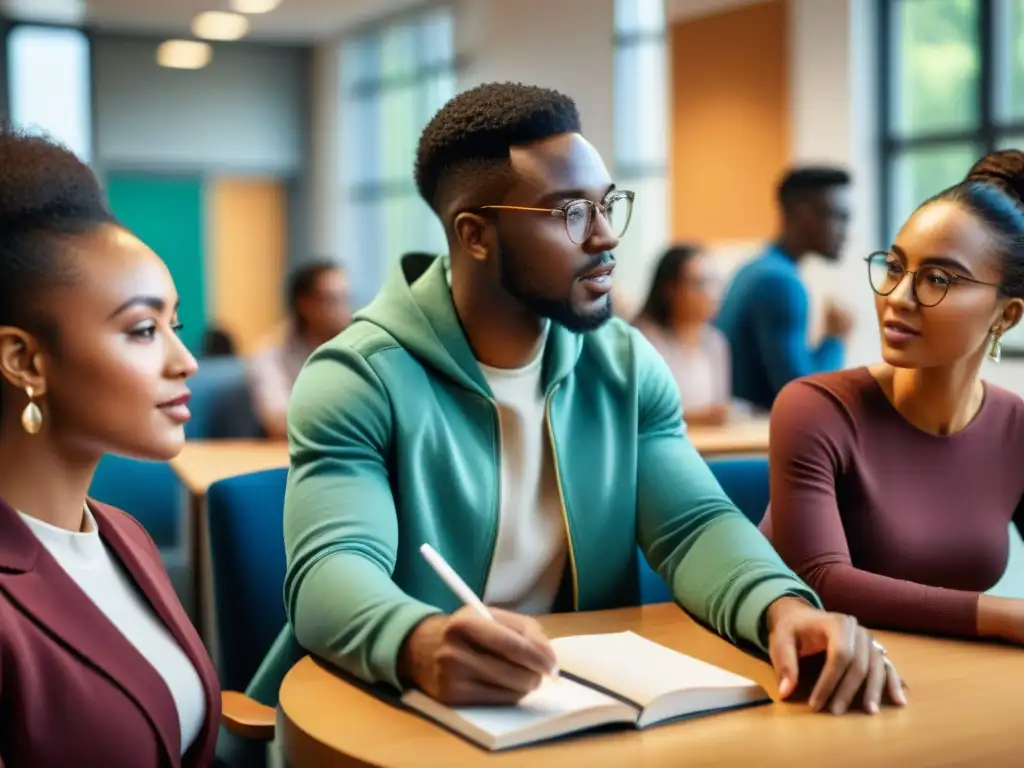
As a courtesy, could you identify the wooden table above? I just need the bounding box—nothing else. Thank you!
[169,439,289,496]
[279,603,1024,767]
[688,417,769,457]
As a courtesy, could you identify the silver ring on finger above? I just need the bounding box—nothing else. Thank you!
[871,639,887,656]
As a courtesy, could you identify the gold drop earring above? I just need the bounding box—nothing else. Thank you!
[21,385,43,435]
[988,328,1003,364]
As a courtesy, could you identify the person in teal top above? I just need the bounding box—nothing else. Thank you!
[716,168,854,410]
[252,83,905,716]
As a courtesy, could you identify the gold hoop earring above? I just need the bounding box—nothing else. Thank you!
[21,385,42,435]
[989,330,1003,364]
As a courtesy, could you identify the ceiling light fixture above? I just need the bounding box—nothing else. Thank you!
[156,39,213,70]
[229,0,282,13]
[191,10,250,41]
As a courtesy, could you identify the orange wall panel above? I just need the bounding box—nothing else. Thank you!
[669,0,789,242]
[207,177,287,354]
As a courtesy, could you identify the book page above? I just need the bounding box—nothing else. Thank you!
[402,674,635,747]
[553,631,760,708]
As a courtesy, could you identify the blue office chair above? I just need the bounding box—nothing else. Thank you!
[638,455,770,604]
[206,467,289,695]
[207,468,290,764]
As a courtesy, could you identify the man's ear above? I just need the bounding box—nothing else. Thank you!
[0,326,47,396]
[452,212,493,264]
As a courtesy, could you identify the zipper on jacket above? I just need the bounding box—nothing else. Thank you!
[477,396,503,599]
[545,383,579,610]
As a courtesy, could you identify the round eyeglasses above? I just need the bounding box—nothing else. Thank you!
[477,190,635,244]
[865,251,998,308]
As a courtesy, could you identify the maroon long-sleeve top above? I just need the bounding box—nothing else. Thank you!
[760,367,1024,637]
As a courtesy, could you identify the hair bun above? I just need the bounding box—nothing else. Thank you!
[965,149,1024,204]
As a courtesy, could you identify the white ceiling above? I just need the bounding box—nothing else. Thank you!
[3,0,429,42]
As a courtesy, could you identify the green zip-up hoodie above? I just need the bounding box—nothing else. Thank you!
[252,253,819,701]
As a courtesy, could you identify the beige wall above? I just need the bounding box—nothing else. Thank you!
[207,178,287,354]
[669,0,790,242]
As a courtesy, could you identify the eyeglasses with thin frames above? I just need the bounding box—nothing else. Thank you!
[475,190,635,245]
[865,250,998,308]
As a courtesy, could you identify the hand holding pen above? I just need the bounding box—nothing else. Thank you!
[395,544,559,706]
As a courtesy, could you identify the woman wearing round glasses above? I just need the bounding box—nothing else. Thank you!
[761,149,1024,645]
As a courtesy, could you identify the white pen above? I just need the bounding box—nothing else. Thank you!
[419,543,493,620]
[419,543,559,677]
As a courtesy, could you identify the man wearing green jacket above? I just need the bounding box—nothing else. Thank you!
[270,83,905,716]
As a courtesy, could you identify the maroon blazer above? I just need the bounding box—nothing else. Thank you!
[0,496,220,767]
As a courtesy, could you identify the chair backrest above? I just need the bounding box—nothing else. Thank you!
[708,455,770,525]
[637,455,770,605]
[89,455,181,549]
[186,356,264,440]
[206,468,289,693]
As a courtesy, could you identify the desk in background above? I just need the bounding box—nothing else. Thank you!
[688,417,769,456]
[279,602,1024,767]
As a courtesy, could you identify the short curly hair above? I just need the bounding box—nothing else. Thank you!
[414,82,582,213]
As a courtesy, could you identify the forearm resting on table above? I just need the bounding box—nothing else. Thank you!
[977,594,1020,641]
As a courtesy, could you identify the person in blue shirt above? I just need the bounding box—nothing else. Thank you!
[716,167,854,410]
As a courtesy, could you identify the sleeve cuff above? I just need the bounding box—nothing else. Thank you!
[735,578,823,652]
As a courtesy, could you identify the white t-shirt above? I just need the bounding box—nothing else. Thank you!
[18,506,206,755]
[478,325,568,614]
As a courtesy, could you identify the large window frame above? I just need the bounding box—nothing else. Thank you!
[879,0,1024,354]
[612,0,669,311]
[4,20,93,163]
[338,6,456,306]
[879,0,1024,237]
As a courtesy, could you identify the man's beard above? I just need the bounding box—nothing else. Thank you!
[496,238,614,333]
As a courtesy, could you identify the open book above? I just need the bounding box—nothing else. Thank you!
[401,630,769,751]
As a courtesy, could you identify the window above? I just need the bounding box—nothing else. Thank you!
[339,8,455,305]
[614,0,668,305]
[880,0,1024,241]
[7,25,92,162]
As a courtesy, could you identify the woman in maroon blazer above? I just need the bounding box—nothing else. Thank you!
[0,130,220,766]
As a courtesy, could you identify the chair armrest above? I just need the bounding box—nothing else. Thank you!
[221,691,276,741]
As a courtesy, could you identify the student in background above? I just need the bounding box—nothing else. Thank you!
[246,259,351,438]
[716,167,854,410]
[762,150,1024,645]
[0,130,219,767]
[254,82,906,718]
[634,244,732,426]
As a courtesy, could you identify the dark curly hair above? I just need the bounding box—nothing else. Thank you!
[414,82,581,213]
[930,149,1024,299]
[777,166,851,211]
[0,128,117,417]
